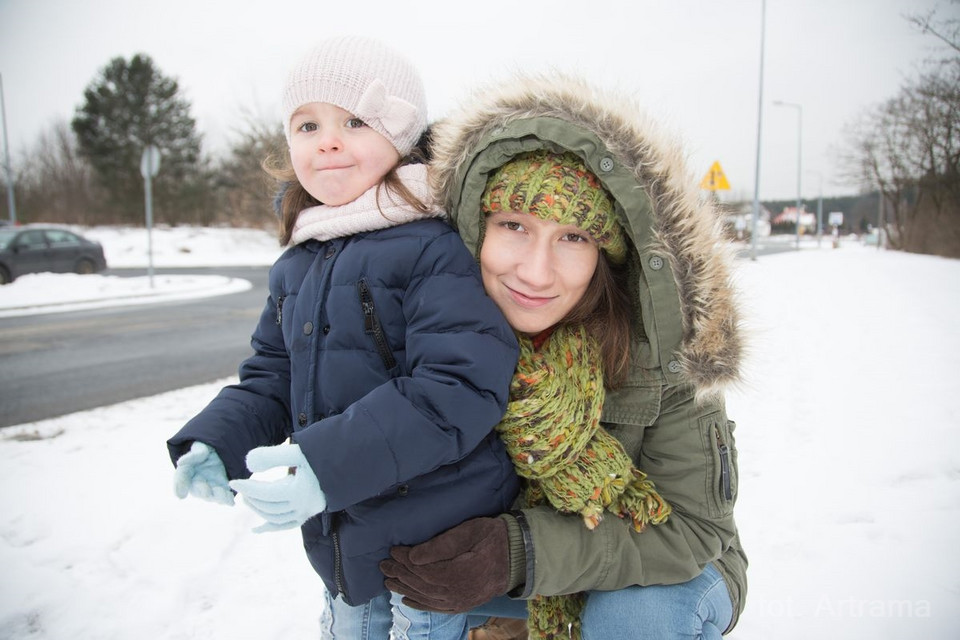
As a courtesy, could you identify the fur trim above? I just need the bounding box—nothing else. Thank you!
[430,73,742,393]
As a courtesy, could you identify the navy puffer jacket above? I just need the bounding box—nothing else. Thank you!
[168,218,520,605]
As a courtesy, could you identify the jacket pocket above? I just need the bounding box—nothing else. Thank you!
[699,413,738,518]
[600,383,661,457]
[356,278,398,371]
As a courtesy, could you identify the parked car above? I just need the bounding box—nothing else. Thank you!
[0,226,108,285]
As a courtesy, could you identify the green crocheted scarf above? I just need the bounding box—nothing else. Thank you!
[496,324,671,639]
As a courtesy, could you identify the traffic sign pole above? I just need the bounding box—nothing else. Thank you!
[140,146,161,288]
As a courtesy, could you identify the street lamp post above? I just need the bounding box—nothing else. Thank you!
[774,100,802,249]
[0,73,16,225]
[749,0,767,261]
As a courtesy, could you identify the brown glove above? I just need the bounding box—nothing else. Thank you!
[380,517,510,612]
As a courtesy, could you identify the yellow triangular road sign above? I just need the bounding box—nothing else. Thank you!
[700,161,731,191]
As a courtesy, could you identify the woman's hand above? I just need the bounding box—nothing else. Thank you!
[381,517,510,612]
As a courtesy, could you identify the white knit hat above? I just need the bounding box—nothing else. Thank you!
[282,36,427,156]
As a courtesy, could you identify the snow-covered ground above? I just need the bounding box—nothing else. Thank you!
[1,227,957,639]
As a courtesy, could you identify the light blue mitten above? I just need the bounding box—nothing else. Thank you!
[173,441,235,506]
[229,442,327,533]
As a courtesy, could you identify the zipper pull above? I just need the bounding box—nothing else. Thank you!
[715,425,733,501]
[361,301,375,332]
[358,281,376,332]
[276,295,285,325]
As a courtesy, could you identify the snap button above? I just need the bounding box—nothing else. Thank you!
[649,255,664,270]
[599,156,614,172]
[298,412,308,426]
[398,484,409,496]
[303,322,314,335]
[322,325,330,335]
[667,360,682,374]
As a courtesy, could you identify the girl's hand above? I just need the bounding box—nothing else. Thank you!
[173,441,235,506]
[229,443,327,533]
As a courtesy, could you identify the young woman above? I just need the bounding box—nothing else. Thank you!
[381,74,748,639]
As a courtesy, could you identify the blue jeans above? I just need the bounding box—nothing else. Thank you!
[579,563,733,639]
[322,591,472,640]
[321,564,732,639]
[471,564,732,639]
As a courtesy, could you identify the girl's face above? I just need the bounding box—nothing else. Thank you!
[289,102,400,206]
[480,211,600,335]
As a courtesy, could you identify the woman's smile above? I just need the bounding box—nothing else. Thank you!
[505,285,556,308]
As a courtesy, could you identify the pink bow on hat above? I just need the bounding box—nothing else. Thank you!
[355,79,419,141]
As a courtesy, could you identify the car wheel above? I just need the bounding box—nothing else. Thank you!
[75,258,96,275]
[0,265,11,285]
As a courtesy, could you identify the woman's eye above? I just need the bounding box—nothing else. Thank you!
[500,221,524,232]
[346,118,367,129]
[562,232,590,243]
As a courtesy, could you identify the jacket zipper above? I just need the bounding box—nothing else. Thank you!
[357,280,397,370]
[331,513,349,603]
[715,425,733,501]
[276,294,285,325]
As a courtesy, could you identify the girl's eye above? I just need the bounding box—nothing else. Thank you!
[346,118,367,129]
[297,122,317,133]
[561,232,591,243]
[500,220,524,232]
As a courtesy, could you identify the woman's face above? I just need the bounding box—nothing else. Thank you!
[480,211,600,335]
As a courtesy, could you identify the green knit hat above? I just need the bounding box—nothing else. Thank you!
[481,150,627,262]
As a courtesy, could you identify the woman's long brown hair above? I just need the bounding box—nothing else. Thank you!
[561,252,634,389]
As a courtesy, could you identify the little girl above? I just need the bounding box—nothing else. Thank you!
[167,36,519,637]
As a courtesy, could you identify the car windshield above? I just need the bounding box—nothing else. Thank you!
[0,229,17,250]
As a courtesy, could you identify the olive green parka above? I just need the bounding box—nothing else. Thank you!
[429,74,747,632]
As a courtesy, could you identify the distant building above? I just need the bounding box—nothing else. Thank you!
[721,202,771,240]
[773,206,817,233]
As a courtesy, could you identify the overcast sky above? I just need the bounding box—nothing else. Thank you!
[1,0,954,202]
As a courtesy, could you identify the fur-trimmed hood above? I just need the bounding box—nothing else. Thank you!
[429,74,742,394]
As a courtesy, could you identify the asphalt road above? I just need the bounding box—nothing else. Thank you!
[0,241,793,429]
[0,266,270,428]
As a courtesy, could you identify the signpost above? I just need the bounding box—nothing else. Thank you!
[140,145,161,288]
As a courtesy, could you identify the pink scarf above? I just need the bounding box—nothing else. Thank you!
[290,164,444,245]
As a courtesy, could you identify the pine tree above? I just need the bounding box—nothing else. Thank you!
[72,54,206,224]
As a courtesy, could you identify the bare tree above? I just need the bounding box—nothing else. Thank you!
[13,120,102,224]
[212,109,286,230]
[838,4,960,256]
[910,61,960,250]
[906,2,960,56]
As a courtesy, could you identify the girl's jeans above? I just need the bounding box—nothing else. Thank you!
[320,563,733,639]
[322,590,475,640]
